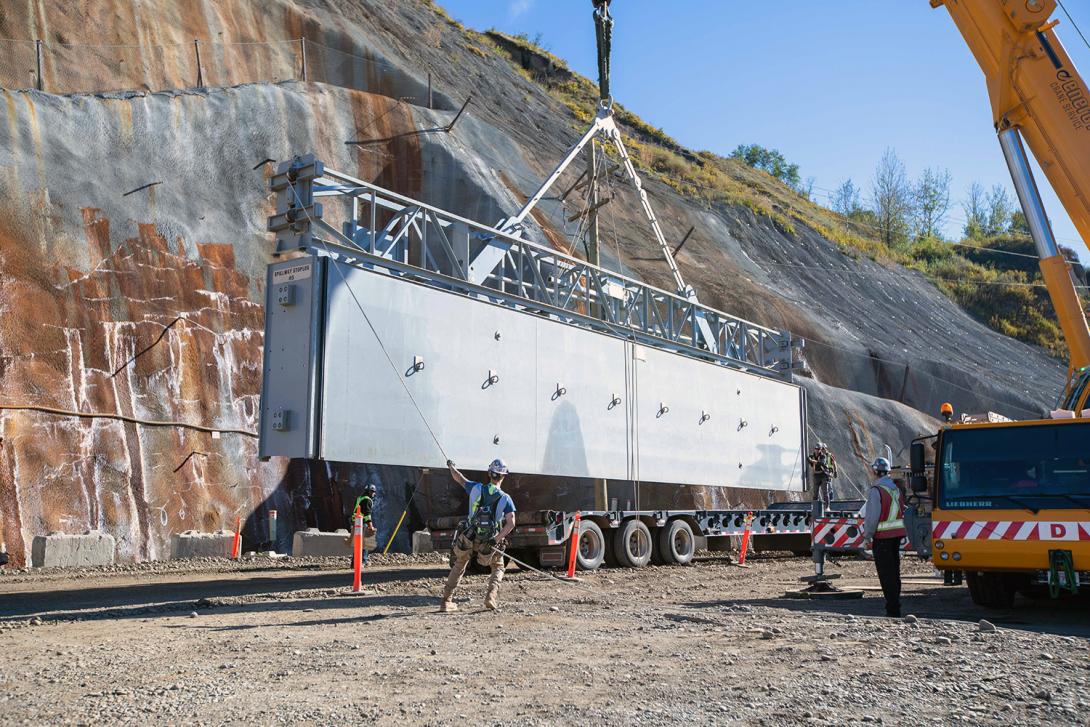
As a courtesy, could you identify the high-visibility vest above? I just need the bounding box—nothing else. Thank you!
[352,495,373,524]
[874,481,906,539]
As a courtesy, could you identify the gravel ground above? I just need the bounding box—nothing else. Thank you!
[1,553,1088,725]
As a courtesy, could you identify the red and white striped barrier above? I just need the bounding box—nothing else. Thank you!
[811,516,917,552]
[932,520,1090,542]
[811,517,865,549]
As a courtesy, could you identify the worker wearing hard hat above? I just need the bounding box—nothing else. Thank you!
[807,442,838,509]
[349,483,378,566]
[863,457,907,617]
[440,458,517,612]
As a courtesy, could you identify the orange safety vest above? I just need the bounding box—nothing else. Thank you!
[874,482,906,539]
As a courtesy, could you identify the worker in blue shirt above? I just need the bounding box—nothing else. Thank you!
[440,458,517,612]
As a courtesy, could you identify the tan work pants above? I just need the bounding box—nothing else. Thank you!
[442,533,505,607]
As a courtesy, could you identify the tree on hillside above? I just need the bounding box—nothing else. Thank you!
[912,166,952,240]
[871,148,913,247]
[831,178,863,217]
[963,182,987,239]
[1010,209,1030,236]
[730,144,802,190]
[799,176,816,201]
[963,182,1015,238]
[985,184,1015,237]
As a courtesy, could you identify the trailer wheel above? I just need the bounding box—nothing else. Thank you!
[613,519,653,568]
[574,520,606,571]
[603,531,619,568]
[650,531,667,566]
[657,519,695,566]
[966,572,1017,609]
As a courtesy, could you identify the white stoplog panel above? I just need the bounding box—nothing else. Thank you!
[317,262,804,490]
[632,345,805,491]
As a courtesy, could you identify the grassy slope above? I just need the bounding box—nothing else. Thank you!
[426,6,1078,360]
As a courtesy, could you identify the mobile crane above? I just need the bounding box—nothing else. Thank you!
[905,0,1090,607]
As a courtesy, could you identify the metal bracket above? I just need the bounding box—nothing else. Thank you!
[271,409,290,432]
[268,155,324,255]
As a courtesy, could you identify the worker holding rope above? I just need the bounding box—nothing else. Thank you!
[440,459,517,613]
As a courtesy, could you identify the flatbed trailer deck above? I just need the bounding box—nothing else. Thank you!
[428,504,863,570]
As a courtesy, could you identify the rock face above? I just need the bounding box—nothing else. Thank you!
[0,0,1067,565]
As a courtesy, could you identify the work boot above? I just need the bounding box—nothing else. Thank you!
[439,599,458,613]
[484,586,499,611]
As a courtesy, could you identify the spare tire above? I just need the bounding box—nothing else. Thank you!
[575,520,606,571]
[613,519,652,568]
[657,519,695,566]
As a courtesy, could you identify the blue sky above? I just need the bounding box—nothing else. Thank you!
[437,0,1090,262]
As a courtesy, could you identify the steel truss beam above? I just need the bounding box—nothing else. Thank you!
[269,155,798,377]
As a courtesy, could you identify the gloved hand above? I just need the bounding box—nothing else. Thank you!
[446,459,455,468]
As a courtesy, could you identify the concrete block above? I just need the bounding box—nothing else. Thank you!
[31,531,115,568]
[292,528,352,557]
[412,529,434,554]
[171,530,235,559]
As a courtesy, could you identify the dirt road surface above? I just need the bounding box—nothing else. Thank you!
[1,553,1088,725]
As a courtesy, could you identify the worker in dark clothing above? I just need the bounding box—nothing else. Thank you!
[349,483,377,566]
[863,457,906,617]
[807,442,838,509]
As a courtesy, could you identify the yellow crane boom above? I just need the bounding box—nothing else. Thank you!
[934,0,1090,390]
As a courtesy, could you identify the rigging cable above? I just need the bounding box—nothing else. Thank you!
[1057,1,1090,54]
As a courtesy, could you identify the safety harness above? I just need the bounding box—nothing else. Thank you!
[463,483,505,542]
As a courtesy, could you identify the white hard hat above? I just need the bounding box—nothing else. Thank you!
[488,458,509,475]
[871,457,891,474]
[817,442,828,450]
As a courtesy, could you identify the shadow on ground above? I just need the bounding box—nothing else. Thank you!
[0,566,449,622]
[683,586,1090,638]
